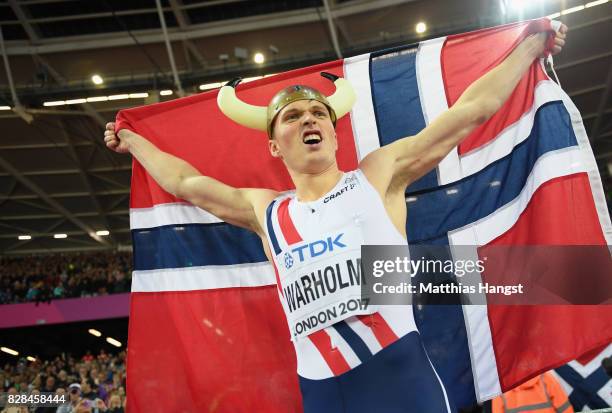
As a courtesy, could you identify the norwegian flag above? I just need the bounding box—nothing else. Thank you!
[553,344,612,410]
[118,19,612,412]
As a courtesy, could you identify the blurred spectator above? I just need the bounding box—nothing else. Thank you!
[42,376,55,393]
[80,382,97,401]
[1,350,127,413]
[0,252,131,305]
[57,383,82,413]
[491,372,573,413]
[81,352,93,364]
[106,395,122,413]
[56,371,68,390]
[74,398,92,413]
[0,387,27,413]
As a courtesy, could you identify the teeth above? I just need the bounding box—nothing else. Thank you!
[303,132,321,144]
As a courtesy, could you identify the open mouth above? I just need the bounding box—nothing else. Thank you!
[302,131,322,145]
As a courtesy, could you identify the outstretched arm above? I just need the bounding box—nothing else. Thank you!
[104,124,276,235]
[360,26,567,195]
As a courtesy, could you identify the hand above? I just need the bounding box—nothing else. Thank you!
[104,122,130,154]
[550,23,567,55]
[95,398,108,411]
[527,23,568,59]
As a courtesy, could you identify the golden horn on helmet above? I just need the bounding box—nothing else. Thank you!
[217,78,267,132]
[320,72,357,121]
[217,73,357,137]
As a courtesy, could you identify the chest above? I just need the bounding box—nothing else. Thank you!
[288,182,365,239]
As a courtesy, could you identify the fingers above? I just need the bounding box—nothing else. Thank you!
[103,128,120,151]
[551,25,567,55]
[105,121,115,131]
[105,140,119,151]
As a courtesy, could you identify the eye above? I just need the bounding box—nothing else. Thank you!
[314,110,327,117]
[284,113,299,122]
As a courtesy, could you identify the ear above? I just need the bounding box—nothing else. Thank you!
[268,139,282,158]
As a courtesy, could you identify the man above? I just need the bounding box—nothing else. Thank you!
[491,372,574,413]
[57,383,81,413]
[41,376,55,394]
[104,26,566,412]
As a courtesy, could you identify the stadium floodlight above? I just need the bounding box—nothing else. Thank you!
[160,90,173,96]
[561,5,585,14]
[43,101,66,107]
[96,230,110,236]
[18,235,31,240]
[66,98,87,105]
[1,347,19,356]
[106,337,122,347]
[586,0,608,7]
[91,74,104,85]
[108,94,129,101]
[86,96,108,103]
[415,22,427,34]
[254,52,265,64]
[0,106,10,110]
[27,356,36,362]
[88,329,102,337]
[199,82,224,91]
[53,234,67,239]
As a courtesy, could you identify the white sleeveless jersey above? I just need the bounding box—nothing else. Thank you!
[264,169,420,380]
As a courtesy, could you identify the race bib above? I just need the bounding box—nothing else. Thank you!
[276,225,373,340]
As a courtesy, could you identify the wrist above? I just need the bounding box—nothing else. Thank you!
[117,129,136,148]
[526,34,546,59]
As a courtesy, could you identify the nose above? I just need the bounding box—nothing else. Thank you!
[302,111,316,126]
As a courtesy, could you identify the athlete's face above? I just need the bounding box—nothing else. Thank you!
[269,99,338,173]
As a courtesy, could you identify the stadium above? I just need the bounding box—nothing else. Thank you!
[0,0,611,412]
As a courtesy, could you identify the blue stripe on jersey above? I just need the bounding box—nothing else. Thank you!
[370,45,438,193]
[407,101,576,243]
[131,223,266,271]
[332,321,373,362]
[265,200,282,255]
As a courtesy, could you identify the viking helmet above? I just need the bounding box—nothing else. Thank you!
[217,72,356,138]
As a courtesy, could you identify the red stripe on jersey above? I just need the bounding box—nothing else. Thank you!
[277,197,303,245]
[271,259,283,296]
[308,330,351,376]
[357,313,399,348]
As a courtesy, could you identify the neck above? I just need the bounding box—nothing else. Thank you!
[289,162,343,202]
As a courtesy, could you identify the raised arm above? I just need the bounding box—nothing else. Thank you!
[104,123,277,235]
[360,26,567,196]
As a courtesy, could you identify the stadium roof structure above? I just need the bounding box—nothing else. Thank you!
[0,0,611,255]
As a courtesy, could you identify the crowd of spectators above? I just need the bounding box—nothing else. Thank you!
[0,252,131,305]
[0,349,126,413]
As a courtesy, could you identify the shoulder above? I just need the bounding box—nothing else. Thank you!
[358,146,397,197]
[242,188,281,208]
[240,188,283,236]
